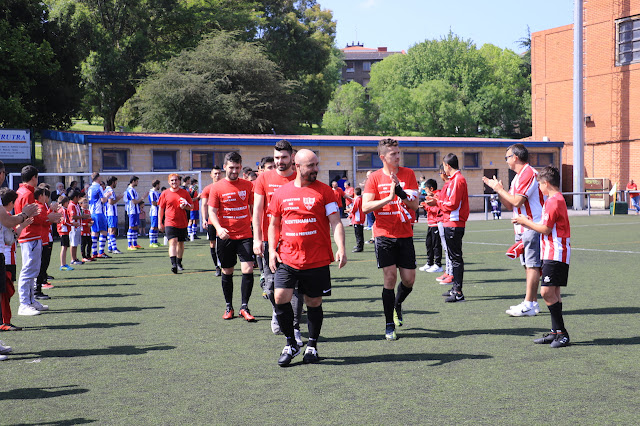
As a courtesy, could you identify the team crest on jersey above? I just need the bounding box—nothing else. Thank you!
[303,197,315,210]
[238,190,247,200]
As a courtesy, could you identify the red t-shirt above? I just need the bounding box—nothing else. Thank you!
[350,195,365,225]
[158,188,193,228]
[540,192,571,264]
[82,208,92,235]
[268,180,338,270]
[364,167,418,238]
[332,187,345,207]
[344,186,355,206]
[253,169,297,240]
[208,179,254,240]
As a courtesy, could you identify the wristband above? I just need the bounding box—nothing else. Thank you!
[20,212,28,223]
[394,185,408,200]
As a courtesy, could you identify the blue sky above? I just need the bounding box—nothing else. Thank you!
[319,0,575,53]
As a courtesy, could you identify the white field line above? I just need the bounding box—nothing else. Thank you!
[465,241,640,255]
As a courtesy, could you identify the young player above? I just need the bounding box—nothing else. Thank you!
[187,179,201,241]
[350,187,365,252]
[67,190,84,265]
[158,174,193,273]
[79,197,94,262]
[512,166,571,348]
[148,180,161,247]
[419,179,443,273]
[57,195,75,271]
[434,165,453,284]
[105,176,123,254]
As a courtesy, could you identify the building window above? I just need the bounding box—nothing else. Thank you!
[463,152,480,169]
[531,152,554,167]
[363,61,371,72]
[404,152,438,169]
[102,149,128,170]
[357,152,383,169]
[616,16,640,66]
[192,151,226,170]
[346,62,355,73]
[153,150,178,170]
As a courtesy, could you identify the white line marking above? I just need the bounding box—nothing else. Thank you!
[465,241,640,254]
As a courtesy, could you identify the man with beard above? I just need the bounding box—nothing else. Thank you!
[201,166,223,276]
[268,149,346,366]
[208,152,256,322]
[158,174,193,274]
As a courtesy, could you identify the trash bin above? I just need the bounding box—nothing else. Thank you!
[610,202,628,215]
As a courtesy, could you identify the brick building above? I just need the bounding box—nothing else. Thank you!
[340,43,404,86]
[531,0,640,193]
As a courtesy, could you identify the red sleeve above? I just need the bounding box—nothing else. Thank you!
[439,175,462,213]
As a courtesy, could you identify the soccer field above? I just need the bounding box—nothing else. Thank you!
[2,215,640,424]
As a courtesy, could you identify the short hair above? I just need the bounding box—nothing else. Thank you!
[168,173,179,182]
[183,176,191,183]
[443,153,459,170]
[152,179,160,187]
[537,165,560,188]
[242,166,253,174]
[70,189,82,200]
[38,182,51,190]
[212,165,222,171]
[224,151,242,165]
[34,187,50,199]
[426,179,438,190]
[275,140,293,155]
[378,138,399,156]
[0,187,17,206]
[260,156,274,168]
[130,176,139,184]
[70,180,78,187]
[21,165,38,183]
[58,195,69,204]
[107,176,118,186]
[507,143,529,163]
[354,187,362,196]
[92,172,100,182]
[248,171,257,180]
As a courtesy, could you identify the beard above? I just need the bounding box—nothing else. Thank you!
[227,172,239,181]
[277,161,292,172]
[302,170,317,183]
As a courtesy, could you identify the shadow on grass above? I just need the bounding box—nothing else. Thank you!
[29,322,140,331]
[48,306,164,314]
[320,352,492,366]
[464,278,524,285]
[54,293,143,299]
[58,283,135,288]
[563,307,640,315]
[332,276,367,283]
[322,297,380,303]
[464,293,574,302]
[13,344,176,361]
[0,385,89,401]
[574,336,640,346]
[13,418,96,425]
[55,277,134,282]
[326,327,544,343]
[324,309,438,320]
[465,268,509,273]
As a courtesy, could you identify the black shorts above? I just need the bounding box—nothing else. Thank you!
[165,226,188,242]
[275,263,331,298]
[541,260,569,287]
[374,236,416,269]
[60,235,70,248]
[216,237,254,268]
[207,224,216,241]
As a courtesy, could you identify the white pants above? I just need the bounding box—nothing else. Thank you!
[19,239,42,305]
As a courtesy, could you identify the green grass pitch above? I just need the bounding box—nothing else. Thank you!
[2,215,639,424]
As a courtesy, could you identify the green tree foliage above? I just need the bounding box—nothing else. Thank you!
[323,82,370,136]
[0,0,86,129]
[134,32,299,134]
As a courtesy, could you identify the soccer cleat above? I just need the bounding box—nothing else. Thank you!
[302,346,320,364]
[0,354,6,361]
[223,307,234,320]
[352,247,363,253]
[435,273,448,282]
[171,265,178,274]
[444,291,464,303]
[59,265,74,271]
[70,260,84,265]
[0,324,23,331]
[127,246,138,251]
[506,303,537,317]
[294,329,303,347]
[533,331,557,344]
[426,264,443,273]
[34,292,50,300]
[0,340,12,354]
[134,245,144,249]
[239,308,256,322]
[18,304,41,316]
[47,275,55,280]
[550,332,570,348]
[96,253,111,259]
[214,267,221,277]
[442,287,455,297]
[278,344,300,366]
[385,323,397,341]
[439,275,453,285]
[393,306,403,327]
[32,300,49,311]
[42,282,54,289]
[112,249,124,254]
[418,263,432,272]
[271,312,281,334]
[81,258,92,263]
[176,264,184,272]
[532,301,540,314]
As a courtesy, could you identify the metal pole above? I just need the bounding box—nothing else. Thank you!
[573,0,585,209]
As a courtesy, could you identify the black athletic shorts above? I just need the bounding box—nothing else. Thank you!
[216,237,253,268]
[165,226,188,242]
[541,260,569,287]
[207,224,216,241]
[275,263,331,298]
[374,236,416,269]
[60,234,70,248]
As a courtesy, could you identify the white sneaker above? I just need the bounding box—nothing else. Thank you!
[294,328,304,347]
[532,301,540,314]
[0,354,7,361]
[427,264,443,273]
[507,303,537,317]
[31,300,49,311]
[0,340,12,354]
[419,263,432,272]
[18,304,41,316]
[271,312,282,335]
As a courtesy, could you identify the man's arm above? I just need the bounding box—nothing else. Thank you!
[362,184,395,214]
[252,193,266,255]
[267,214,282,273]
[208,205,227,239]
[328,212,347,269]
[200,197,208,230]
[512,214,551,235]
[482,176,525,210]
[0,205,38,228]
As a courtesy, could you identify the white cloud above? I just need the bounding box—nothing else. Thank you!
[359,0,378,9]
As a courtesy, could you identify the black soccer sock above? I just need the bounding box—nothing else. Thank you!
[275,302,295,344]
[240,273,254,306]
[221,273,234,305]
[210,247,218,265]
[382,288,395,325]
[395,282,413,307]
[306,304,323,343]
[170,256,177,267]
[291,289,303,329]
[548,301,565,333]
[177,257,183,267]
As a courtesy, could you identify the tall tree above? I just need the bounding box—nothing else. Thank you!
[134,31,299,134]
[322,82,370,136]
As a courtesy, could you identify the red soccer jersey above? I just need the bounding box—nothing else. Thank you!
[332,187,345,207]
[57,205,72,235]
[159,188,193,228]
[68,201,81,229]
[510,164,544,235]
[253,169,297,240]
[438,170,469,228]
[424,189,441,226]
[208,178,254,240]
[82,208,92,236]
[540,192,571,264]
[268,180,338,270]
[344,186,355,206]
[364,167,419,238]
[350,195,365,225]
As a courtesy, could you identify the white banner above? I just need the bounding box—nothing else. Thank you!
[0,129,31,161]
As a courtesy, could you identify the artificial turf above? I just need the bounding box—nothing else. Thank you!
[2,215,639,424]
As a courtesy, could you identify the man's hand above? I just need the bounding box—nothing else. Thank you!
[22,203,40,217]
[48,211,63,223]
[216,227,230,240]
[335,248,347,269]
[511,214,531,226]
[253,239,264,256]
[482,175,504,192]
[268,250,281,273]
[424,195,437,206]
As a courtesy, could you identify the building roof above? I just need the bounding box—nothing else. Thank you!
[341,44,405,61]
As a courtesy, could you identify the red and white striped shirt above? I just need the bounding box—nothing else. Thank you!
[510,164,544,235]
[540,192,571,264]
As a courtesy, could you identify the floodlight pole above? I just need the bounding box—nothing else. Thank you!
[573,0,585,209]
